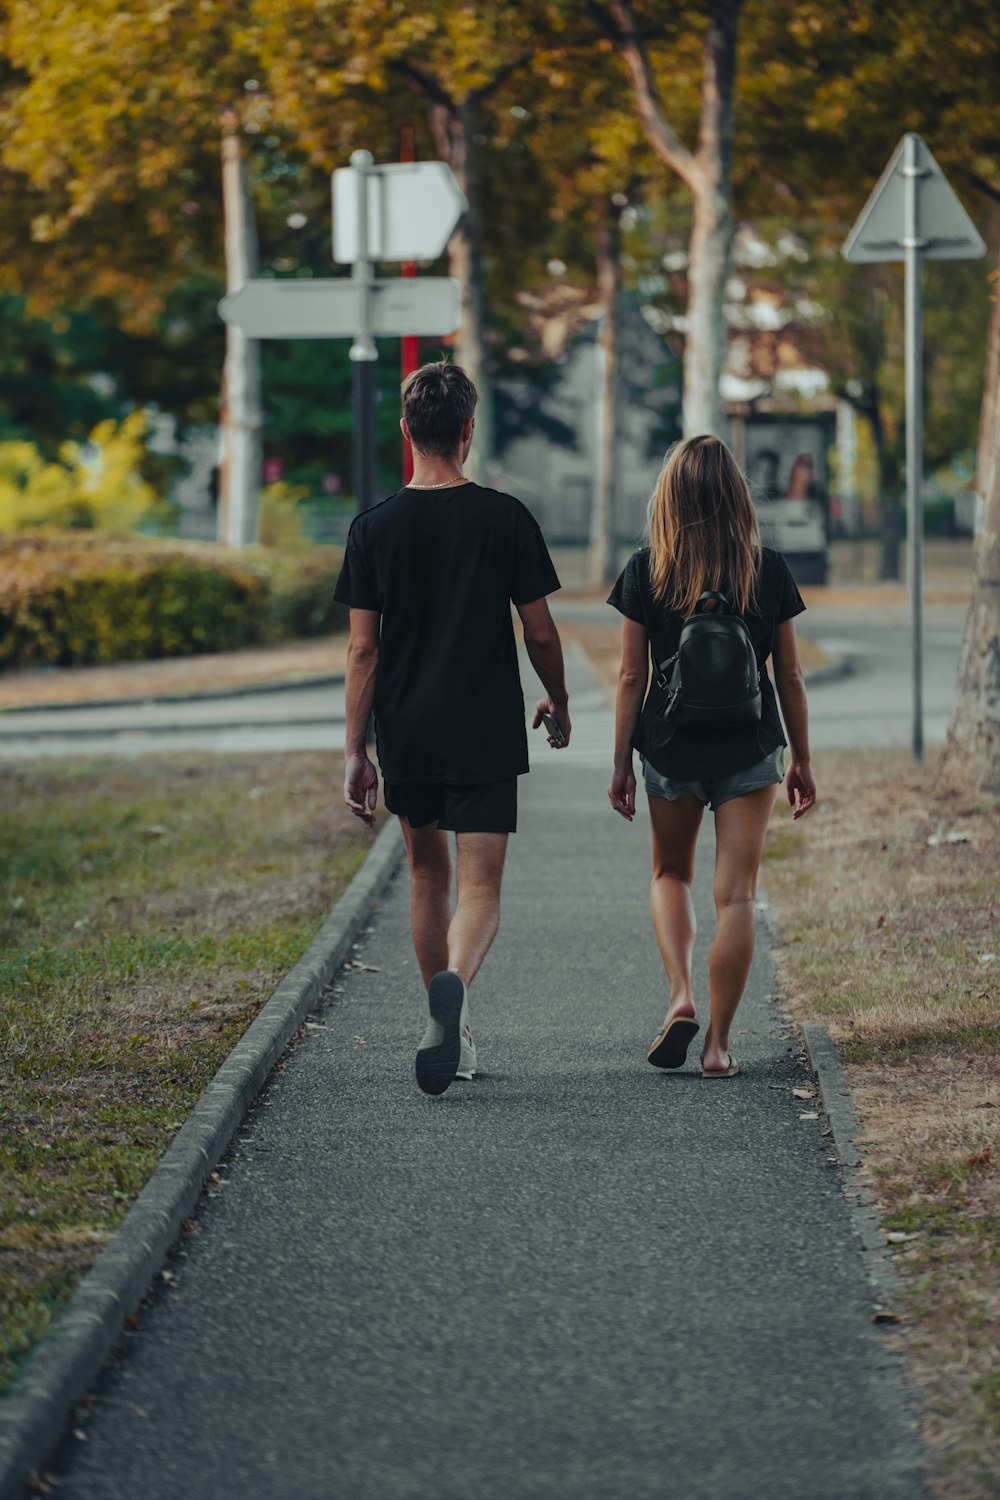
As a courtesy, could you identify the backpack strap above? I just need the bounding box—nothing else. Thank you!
[652,649,678,691]
[695,589,734,613]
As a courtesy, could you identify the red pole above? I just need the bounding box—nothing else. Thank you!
[400,124,419,484]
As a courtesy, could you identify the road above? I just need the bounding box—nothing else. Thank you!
[0,599,966,761]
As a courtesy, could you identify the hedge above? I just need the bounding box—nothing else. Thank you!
[0,532,348,670]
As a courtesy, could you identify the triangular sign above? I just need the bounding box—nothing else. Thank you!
[843,134,986,263]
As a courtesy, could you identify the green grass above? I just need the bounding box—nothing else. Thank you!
[0,751,375,1393]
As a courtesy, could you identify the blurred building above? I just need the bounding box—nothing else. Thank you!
[492,295,682,545]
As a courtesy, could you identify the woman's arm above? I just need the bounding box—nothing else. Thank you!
[772,617,816,819]
[608,617,649,821]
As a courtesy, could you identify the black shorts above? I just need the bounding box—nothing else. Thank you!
[383,778,517,834]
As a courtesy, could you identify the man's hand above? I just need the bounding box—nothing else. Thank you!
[608,764,637,821]
[786,761,816,821]
[345,753,379,827]
[532,697,571,748]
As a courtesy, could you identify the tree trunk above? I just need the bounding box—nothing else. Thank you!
[607,0,738,441]
[429,97,494,485]
[938,278,1000,795]
[974,246,1000,519]
[218,114,262,548]
[683,0,737,438]
[868,396,903,582]
[590,214,622,587]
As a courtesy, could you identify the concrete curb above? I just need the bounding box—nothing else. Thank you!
[0,816,404,1500]
[798,1023,906,1315]
[0,673,345,718]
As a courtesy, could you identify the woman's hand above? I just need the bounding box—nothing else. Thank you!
[786,761,816,821]
[608,764,637,821]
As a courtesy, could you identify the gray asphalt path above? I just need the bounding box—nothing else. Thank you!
[45,653,926,1499]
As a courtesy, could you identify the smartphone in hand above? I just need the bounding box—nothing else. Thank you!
[541,711,567,747]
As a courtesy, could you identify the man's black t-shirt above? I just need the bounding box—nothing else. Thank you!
[607,546,806,779]
[333,483,561,784]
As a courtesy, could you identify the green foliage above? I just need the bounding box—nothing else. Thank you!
[0,533,346,670]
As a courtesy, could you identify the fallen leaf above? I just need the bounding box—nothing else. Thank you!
[876,913,886,928]
[792,1087,814,1099]
[886,1231,921,1244]
[354,1036,367,1046]
[967,1147,994,1167]
[798,1111,820,1121]
[125,1314,141,1329]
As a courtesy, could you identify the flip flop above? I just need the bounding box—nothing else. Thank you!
[647,1016,700,1069]
[701,1052,740,1079]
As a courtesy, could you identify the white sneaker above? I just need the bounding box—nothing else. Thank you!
[455,990,477,1080]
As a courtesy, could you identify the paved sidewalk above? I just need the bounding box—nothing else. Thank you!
[44,653,927,1500]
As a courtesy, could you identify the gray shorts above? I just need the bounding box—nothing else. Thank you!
[641,746,786,812]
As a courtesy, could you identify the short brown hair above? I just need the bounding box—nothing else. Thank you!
[401,361,478,456]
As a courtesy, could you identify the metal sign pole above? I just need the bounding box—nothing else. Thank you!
[349,150,379,512]
[903,134,926,765]
[843,132,984,764]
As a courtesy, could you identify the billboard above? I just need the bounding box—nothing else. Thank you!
[743,414,834,585]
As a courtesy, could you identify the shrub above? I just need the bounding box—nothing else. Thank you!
[0,414,173,533]
[0,533,345,670]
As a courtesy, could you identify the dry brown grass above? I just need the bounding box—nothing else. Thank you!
[761,747,1000,1500]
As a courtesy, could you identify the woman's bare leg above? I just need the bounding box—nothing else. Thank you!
[704,784,779,1072]
[647,793,705,1026]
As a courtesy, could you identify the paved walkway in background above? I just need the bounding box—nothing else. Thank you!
[44,650,926,1500]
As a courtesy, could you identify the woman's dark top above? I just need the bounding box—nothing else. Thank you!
[607,546,806,780]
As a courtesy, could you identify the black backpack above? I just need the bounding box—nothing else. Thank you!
[652,590,762,730]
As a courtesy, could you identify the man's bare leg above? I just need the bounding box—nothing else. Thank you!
[447,832,509,984]
[399,819,451,988]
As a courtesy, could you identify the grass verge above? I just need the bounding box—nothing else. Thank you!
[0,751,378,1395]
[760,747,999,1500]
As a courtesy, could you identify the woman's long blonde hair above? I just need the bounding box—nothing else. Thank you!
[646,434,761,617]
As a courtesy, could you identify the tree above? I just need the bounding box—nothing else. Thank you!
[939,256,1000,794]
[251,1,574,480]
[593,0,739,438]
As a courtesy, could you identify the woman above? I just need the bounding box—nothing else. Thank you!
[607,435,816,1078]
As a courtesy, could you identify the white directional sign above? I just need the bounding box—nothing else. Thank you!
[843,133,986,263]
[218,276,462,339]
[333,160,468,264]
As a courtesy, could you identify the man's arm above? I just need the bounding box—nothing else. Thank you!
[515,596,571,746]
[344,608,380,826]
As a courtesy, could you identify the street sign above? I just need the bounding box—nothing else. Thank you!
[843,133,986,263]
[332,160,468,264]
[218,276,463,339]
[842,134,985,767]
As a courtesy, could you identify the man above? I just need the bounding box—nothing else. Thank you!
[333,361,570,1097]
